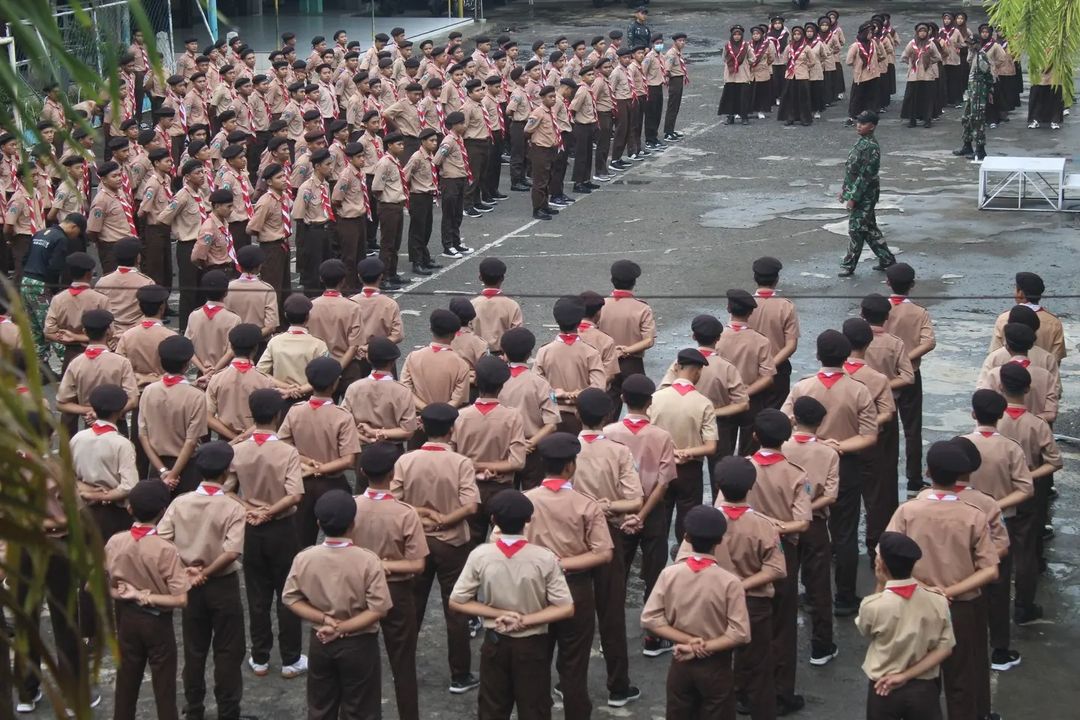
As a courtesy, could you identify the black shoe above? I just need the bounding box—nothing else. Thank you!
[489,191,509,200]
[642,636,673,657]
[837,268,855,277]
[532,209,552,220]
[844,118,854,126]
[572,183,592,194]
[510,183,531,191]
[736,697,752,715]
[741,117,750,125]
[777,694,805,716]
[1014,604,1043,625]
[585,182,600,190]
[411,263,432,276]
[974,144,987,161]
[449,674,480,694]
[810,643,839,666]
[923,120,932,128]
[953,142,974,157]
[387,274,408,285]
[664,132,678,140]
[872,262,894,272]
[833,595,861,617]
[1043,524,1055,541]
[908,119,917,128]
[991,648,1022,671]
[800,121,812,126]
[541,206,560,215]
[672,130,685,139]
[475,202,496,212]
[423,260,442,269]
[464,207,482,218]
[553,195,576,204]
[906,479,930,496]
[724,115,735,125]
[607,686,641,708]
[610,160,630,170]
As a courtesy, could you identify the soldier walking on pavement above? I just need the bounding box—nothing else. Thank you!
[953,37,993,163]
[838,111,895,278]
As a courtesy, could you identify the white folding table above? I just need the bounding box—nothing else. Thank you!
[977,156,1066,211]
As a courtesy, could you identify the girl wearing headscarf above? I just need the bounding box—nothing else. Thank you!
[955,10,974,97]
[870,17,894,112]
[777,25,816,126]
[939,12,964,106]
[819,16,842,103]
[804,23,829,117]
[747,25,776,119]
[928,22,948,118]
[1028,67,1064,130]
[844,22,882,125]
[768,15,790,105]
[900,23,942,128]
[718,25,752,124]
[826,10,847,101]
[978,25,1013,126]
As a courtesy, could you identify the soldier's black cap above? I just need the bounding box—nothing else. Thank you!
[320,258,348,285]
[842,317,873,348]
[315,489,356,531]
[306,356,342,388]
[691,314,724,338]
[714,456,757,497]
[684,505,727,542]
[500,327,535,358]
[475,355,511,386]
[228,323,262,349]
[610,259,641,282]
[367,336,401,364]
[360,441,401,476]
[579,290,605,316]
[283,293,313,315]
[1015,272,1044,297]
[237,244,265,269]
[430,308,461,336]
[552,296,586,327]
[249,387,284,419]
[752,256,782,277]
[137,284,170,304]
[856,110,879,125]
[77,308,113,338]
[488,489,533,524]
[861,293,892,317]
[726,288,757,313]
[952,436,982,473]
[1003,323,1035,352]
[159,335,195,364]
[1007,305,1040,330]
[421,402,458,424]
[885,262,915,284]
[877,531,922,565]
[793,396,827,425]
[926,440,970,475]
[89,384,127,416]
[816,329,851,360]
[537,432,581,461]
[201,269,228,292]
[357,256,385,279]
[577,387,613,419]
[622,373,655,396]
[754,409,792,444]
[209,188,234,204]
[999,361,1031,393]
[195,441,234,477]
[972,388,1007,418]
[445,111,466,127]
[676,348,708,367]
[128,479,172,520]
[115,237,142,265]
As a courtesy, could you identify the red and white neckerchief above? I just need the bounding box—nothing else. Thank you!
[130,525,157,541]
[171,92,189,132]
[686,555,716,573]
[1005,405,1028,420]
[622,416,650,434]
[1009,356,1031,369]
[238,174,254,218]
[82,160,94,200]
[508,362,529,378]
[323,538,353,548]
[433,99,447,133]
[1020,302,1043,313]
[187,182,209,223]
[68,282,90,296]
[909,40,932,67]
[785,40,806,78]
[140,318,161,328]
[90,420,116,435]
[728,321,747,332]
[583,85,599,125]
[578,320,594,332]
[430,342,451,353]
[370,370,393,382]
[611,289,634,299]
[725,41,748,73]
[273,190,292,244]
[421,442,446,451]
[231,358,253,372]
[889,294,910,306]
[251,431,277,445]
[202,160,216,192]
[388,154,410,211]
[158,171,175,201]
[978,427,999,438]
[161,374,187,387]
[357,287,380,298]
[549,107,565,152]
[792,433,816,443]
[580,432,605,443]
[857,38,874,66]
[556,332,578,345]
[320,181,336,221]
[886,582,918,599]
[843,359,865,375]
[719,503,752,521]
[476,101,495,139]
[287,325,308,335]
[202,301,226,319]
[452,135,474,183]
[495,536,528,558]
[196,483,224,496]
[671,379,696,396]
[601,76,618,116]
[114,188,138,235]
[927,492,958,502]
[220,222,239,270]
[753,449,786,466]
[818,370,843,388]
[322,81,340,118]
[491,98,507,133]
[754,288,776,299]
[364,489,395,501]
[44,98,66,125]
[156,126,170,154]
[676,51,690,85]
[541,478,573,492]
[309,397,334,409]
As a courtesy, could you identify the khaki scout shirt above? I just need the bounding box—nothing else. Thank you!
[781,369,878,442]
[159,184,211,242]
[576,322,619,381]
[453,401,528,484]
[498,365,560,439]
[648,382,719,450]
[746,290,800,362]
[603,416,678,498]
[434,134,470,179]
[716,323,777,388]
[104,528,190,597]
[534,334,605,401]
[283,542,393,626]
[341,371,417,438]
[866,327,914,387]
[704,503,786,598]
[844,359,896,419]
[226,274,279,330]
[598,291,655,355]
[642,554,750,642]
[392,442,480,546]
[157,486,246,575]
[574,432,643,508]
[308,292,364,360]
[523,483,614,559]
[996,406,1063,473]
[185,302,241,368]
[96,267,154,334]
[70,423,139,492]
[661,349,748,410]
[88,188,133,243]
[115,319,177,386]
[57,347,138,408]
[747,451,813,528]
[372,154,407,204]
[349,288,404,344]
[248,191,288,242]
[989,306,1066,362]
[293,175,333,223]
[138,377,208,457]
[278,398,362,465]
[332,164,370,218]
[856,581,955,680]
[229,434,305,516]
[205,360,275,434]
[349,492,430,581]
[400,344,471,407]
[781,434,840,519]
[882,295,934,370]
[256,327,329,385]
[44,285,109,337]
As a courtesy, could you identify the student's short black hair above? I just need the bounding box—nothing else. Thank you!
[818,349,847,368]
[887,278,913,295]
[881,552,916,580]
[577,405,606,428]
[693,327,721,346]
[973,405,1003,426]
[85,324,108,341]
[611,276,635,291]
[926,466,960,488]
[542,456,573,476]
[138,299,165,317]
[753,271,778,288]
[479,268,504,285]
[204,286,227,302]
[475,380,504,397]
[319,517,351,537]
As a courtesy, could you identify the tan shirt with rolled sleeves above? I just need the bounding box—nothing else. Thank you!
[87,188,131,243]
[996,405,1063,473]
[392,442,480,546]
[846,41,880,83]
[882,296,934,370]
[844,359,896,418]
[185,305,240,370]
[647,383,719,450]
[383,98,422,137]
[498,365,560,439]
[283,542,393,627]
[643,50,666,86]
[609,65,632,101]
[716,323,777,388]
[781,434,839,519]
[886,492,999,601]
[138,377,208,457]
[256,328,330,386]
[341,371,417,438]
[104,530,190,597]
[349,289,404,344]
[978,362,1058,422]
[979,346,1059,396]
[332,164,370,218]
[523,483,614,559]
[781,370,878,442]
[309,293,364,360]
[206,361,275,434]
[747,452,813,534]
[573,431,643,510]
[372,154,407,204]
[229,434,304,515]
[866,327,914,387]
[449,540,573,637]
[350,492,429,581]
[534,334,606,406]
[569,84,597,125]
[400,343,471,407]
[918,485,1009,555]
[160,185,210,242]
[218,167,254,223]
[157,487,246,576]
[69,424,139,492]
[248,191,289,243]
[450,329,488,370]
[660,349,749,410]
[57,348,138,408]
[700,503,786,598]
[52,181,86,218]
[403,149,437,194]
[192,217,235,267]
[462,98,490,141]
[96,267,154,333]
[901,40,943,81]
[642,556,751,644]
[578,322,620,381]
[278,399,362,465]
[44,286,110,338]
[961,428,1033,518]
[226,275,279,330]
[525,106,559,148]
[453,401,527,485]
[115,320,177,386]
[508,87,532,122]
[434,134,469,179]
[603,416,678,499]
[591,75,614,113]
[358,134,384,175]
[746,291,800,361]
[856,581,955,681]
[138,172,173,224]
[293,175,332,224]
[989,307,1066,362]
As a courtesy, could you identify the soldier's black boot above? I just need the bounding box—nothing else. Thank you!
[973,144,987,162]
[953,142,974,158]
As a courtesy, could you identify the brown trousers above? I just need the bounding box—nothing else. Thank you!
[244,516,303,666]
[469,479,513,546]
[176,240,198,332]
[862,416,899,559]
[181,572,246,719]
[607,355,645,419]
[10,233,30,285]
[549,573,596,719]
[80,504,132,641]
[667,650,735,720]
[593,522,631,695]
[96,239,118,275]
[414,537,472,680]
[529,145,556,211]
[464,138,492,208]
[113,603,179,720]
[772,540,800,701]
[378,201,405,277]
[943,597,990,720]
[986,549,1012,651]
[622,497,669,607]
[381,580,420,720]
[515,450,544,491]
[830,453,864,602]
[595,111,613,175]
[257,240,291,329]
[335,216,366,293]
[228,219,251,251]
[308,631,381,720]
[666,459,704,549]
[735,595,777,720]
[798,516,833,651]
[896,370,924,485]
[141,223,173,287]
[866,678,943,720]
[296,474,351,547]
[478,631,552,720]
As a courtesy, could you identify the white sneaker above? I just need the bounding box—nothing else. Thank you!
[1028,120,1040,128]
[1064,108,1071,116]
[16,690,42,713]
[249,656,270,676]
[281,654,309,679]
[838,93,845,99]
[757,112,766,119]
[1051,122,1062,130]
[989,123,998,129]
[813,112,821,119]
[592,174,612,183]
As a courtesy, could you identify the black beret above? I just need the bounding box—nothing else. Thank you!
[684,505,727,542]
[128,479,172,519]
[419,127,438,140]
[610,259,641,282]
[579,290,605,316]
[62,154,87,167]
[217,110,237,123]
[484,74,502,85]
[234,77,251,89]
[616,47,634,57]
[559,79,577,89]
[314,489,356,530]
[449,297,476,323]
[89,384,127,416]
[237,244,265,269]
[841,317,873,348]
[1007,305,1040,331]
[861,293,892,317]
[343,141,364,157]
[877,531,922,565]
[714,456,757,496]
[228,323,262,348]
[817,329,851,359]
[421,402,458,424]
[106,136,129,151]
[136,284,170,304]
[181,159,203,176]
[691,314,723,338]
[1015,272,1044,296]
[320,258,348,284]
[249,388,284,418]
[538,84,556,96]
[1003,323,1035,352]
[306,356,342,387]
[552,296,586,327]
[283,293,313,315]
[676,347,708,367]
[374,33,390,42]
[500,327,535,357]
[115,237,142,264]
[972,388,1007,418]
[209,188,234,204]
[367,336,401,364]
[885,262,915,284]
[226,130,249,144]
[430,308,461,336]
[195,441,234,477]
[82,308,114,331]
[752,256,782,276]
[622,373,655,396]
[463,79,482,91]
[148,147,171,162]
[201,269,229,292]
[576,387,612,417]
[310,148,331,164]
[383,131,405,145]
[754,409,792,443]
[97,160,121,177]
[537,432,581,461]
[475,355,511,386]
[999,361,1031,392]
[926,440,970,475]
[357,256,385,278]
[327,118,347,134]
[158,335,195,364]
[951,436,982,473]
[360,441,401,476]
[793,396,827,425]
[488,489,533,524]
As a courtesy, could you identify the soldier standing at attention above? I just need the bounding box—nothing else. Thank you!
[953,37,993,163]
[837,111,895,277]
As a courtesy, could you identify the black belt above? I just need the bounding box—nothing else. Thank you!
[305,221,330,228]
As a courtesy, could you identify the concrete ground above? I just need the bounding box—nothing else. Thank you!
[31,1,1080,718]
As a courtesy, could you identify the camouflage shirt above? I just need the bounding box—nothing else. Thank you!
[842,133,880,204]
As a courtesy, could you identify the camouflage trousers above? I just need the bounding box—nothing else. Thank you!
[961,100,987,146]
[18,277,58,361]
[840,201,895,272]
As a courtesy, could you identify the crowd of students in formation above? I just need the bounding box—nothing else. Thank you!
[1,205,1068,720]
[717,10,1065,131]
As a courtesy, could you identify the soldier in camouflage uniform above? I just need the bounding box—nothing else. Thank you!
[954,37,993,162]
[838,111,895,277]
[18,215,87,360]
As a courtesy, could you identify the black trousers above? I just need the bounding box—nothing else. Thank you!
[414,537,473,680]
[141,223,173,287]
[296,474,351,547]
[334,216,366,293]
[866,678,942,720]
[550,133,571,199]
[595,111,613,174]
[181,572,246,720]
[509,120,528,185]
[478,632,552,720]
[942,597,990,720]
[407,192,434,264]
[484,130,503,198]
[611,99,632,161]
[464,138,492,208]
[862,417,899,560]
[378,201,405,277]
[308,631,381,720]
[986,548,1012,651]
[896,371,923,485]
[644,84,664,142]
[735,595,776,719]
[549,573,595,719]
[296,221,332,295]
[114,604,179,720]
[773,541,800,700]
[667,651,734,720]
[382,580,420,720]
[364,174,380,249]
[829,453,863,601]
[259,240,291,329]
[622,499,668,608]
[529,145,556,211]
[244,516,303,666]
[664,75,685,134]
[593,522,631,695]
[571,122,596,184]
[665,459,704,548]
[439,176,466,250]
[799,516,833,651]
[16,550,80,704]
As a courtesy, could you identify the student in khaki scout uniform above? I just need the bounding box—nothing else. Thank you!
[748,410,812,715]
[247,165,292,319]
[524,85,561,221]
[44,252,110,372]
[373,132,411,285]
[157,442,247,720]
[105,480,190,720]
[977,323,1058,422]
[217,144,256,250]
[882,264,936,495]
[229,388,307,679]
[341,336,417,462]
[283,490,393,720]
[746,257,800,410]
[856,532,955,720]
[227,245,281,340]
[978,305,1060,399]
[116,284,177,393]
[523,432,614,719]
[995,363,1063,627]
[87,161,136,274]
[472,257,524,352]
[350,258,405,369]
[391,403,481,693]
[350,442,430,720]
[138,336,208,494]
[648,348,718,545]
[591,58,617,181]
[135,148,175,287]
[449,296,490,375]
[716,289,776,456]
[534,296,606,434]
[257,294,330,391]
[308,259,364,389]
[642,504,751,720]
[71,385,139,541]
[159,160,212,330]
[578,291,621,386]
[781,330,877,618]
[331,142,370,290]
[96,237,155,335]
[293,148,336,293]
[186,270,242,376]
[400,128,440,277]
[598,260,656,414]
[660,314,749,483]
[278,356,362,547]
[497,327,560,491]
[206,324,285,439]
[569,64,600,195]
[401,309,472,418]
[988,272,1066,363]
[193,188,240,276]
[56,309,138,437]
[449,490,574,720]
[885,440,1000,720]
[460,79,495,216]
[431,111,474,256]
[782,397,840,666]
